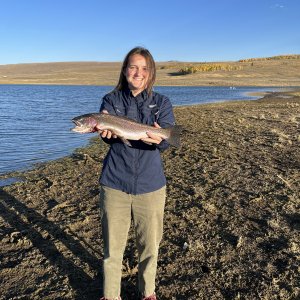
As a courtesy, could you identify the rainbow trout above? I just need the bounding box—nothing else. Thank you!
[71,113,182,147]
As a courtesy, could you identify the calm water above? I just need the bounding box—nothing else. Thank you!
[0,85,280,175]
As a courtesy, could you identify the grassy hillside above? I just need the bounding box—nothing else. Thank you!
[0,55,300,86]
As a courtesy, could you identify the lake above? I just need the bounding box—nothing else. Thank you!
[0,85,280,175]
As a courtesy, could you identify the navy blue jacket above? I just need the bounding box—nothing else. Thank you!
[99,88,176,195]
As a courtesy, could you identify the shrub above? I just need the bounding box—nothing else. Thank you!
[178,63,243,75]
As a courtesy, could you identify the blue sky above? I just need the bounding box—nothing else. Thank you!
[0,0,299,64]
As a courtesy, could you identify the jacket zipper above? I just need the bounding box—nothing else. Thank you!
[133,99,139,194]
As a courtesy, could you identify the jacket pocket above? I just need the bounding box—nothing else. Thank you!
[113,105,126,117]
[141,105,159,125]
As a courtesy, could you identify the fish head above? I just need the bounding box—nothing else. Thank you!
[71,114,99,133]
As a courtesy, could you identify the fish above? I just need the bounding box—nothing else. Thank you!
[71,113,182,147]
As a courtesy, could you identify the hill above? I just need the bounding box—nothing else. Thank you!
[0,55,300,86]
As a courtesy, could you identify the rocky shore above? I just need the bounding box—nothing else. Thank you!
[0,91,299,299]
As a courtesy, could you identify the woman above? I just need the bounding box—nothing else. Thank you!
[98,47,177,300]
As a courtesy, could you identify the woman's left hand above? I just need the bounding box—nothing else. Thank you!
[140,122,163,145]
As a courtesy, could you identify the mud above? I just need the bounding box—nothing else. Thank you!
[0,91,299,299]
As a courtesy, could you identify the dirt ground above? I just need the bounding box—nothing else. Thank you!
[0,91,299,300]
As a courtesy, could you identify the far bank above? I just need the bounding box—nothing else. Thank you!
[1,56,300,86]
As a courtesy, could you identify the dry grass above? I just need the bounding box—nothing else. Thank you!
[0,55,300,86]
[177,63,243,74]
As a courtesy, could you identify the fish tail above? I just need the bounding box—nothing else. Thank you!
[166,125,183,147]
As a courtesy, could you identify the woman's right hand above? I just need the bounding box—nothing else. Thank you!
[96,110,117,139]
[100,129,116,139]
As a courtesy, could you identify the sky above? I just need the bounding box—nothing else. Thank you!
[0,0,299,64]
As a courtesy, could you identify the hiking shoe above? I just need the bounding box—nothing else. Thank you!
[141,294,157,300]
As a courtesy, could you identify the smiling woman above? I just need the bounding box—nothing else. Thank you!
[115,47,156,97]
[125,55,150,96]
[96,46,177,300]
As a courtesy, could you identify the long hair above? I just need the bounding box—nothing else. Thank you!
[114,47,156,96]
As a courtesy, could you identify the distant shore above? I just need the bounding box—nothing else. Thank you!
[1,56,300,86]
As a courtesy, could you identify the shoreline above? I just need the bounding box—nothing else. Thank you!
[0,91,273,181]
[0,88,298,182]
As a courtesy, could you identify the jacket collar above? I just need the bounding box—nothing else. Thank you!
[123,86,149,100]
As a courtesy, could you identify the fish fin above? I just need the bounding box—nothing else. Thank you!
[166,125,183,148]
[120,137,132,147]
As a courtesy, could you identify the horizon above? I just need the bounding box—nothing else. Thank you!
[1,53,300,67]
[1,0,300,65]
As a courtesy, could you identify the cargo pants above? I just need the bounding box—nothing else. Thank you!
[99,185,166,299]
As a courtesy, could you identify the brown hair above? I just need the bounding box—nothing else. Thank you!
[114,47,156,96]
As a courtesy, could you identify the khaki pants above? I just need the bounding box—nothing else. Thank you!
[100,185,166,299]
